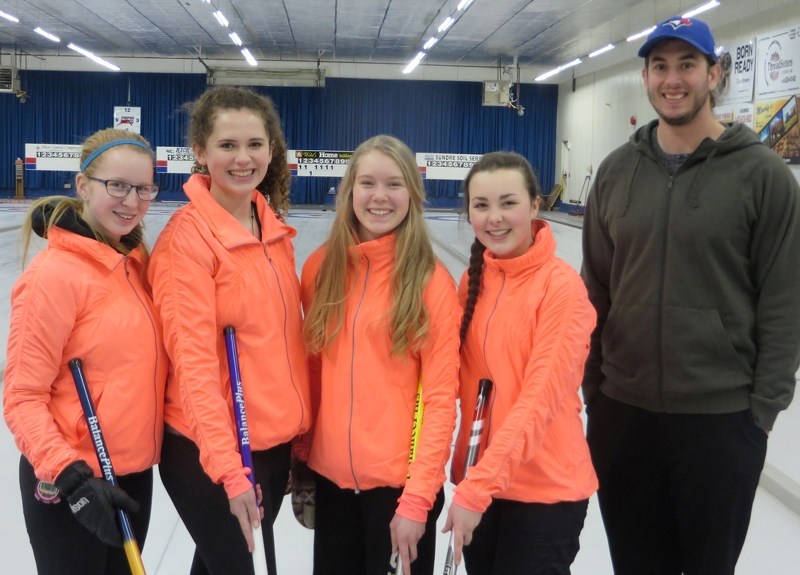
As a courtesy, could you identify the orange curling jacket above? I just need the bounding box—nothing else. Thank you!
[149,174,311,499]
[452,220,597,512]
[4,208,167,483]
[300,233,460,522]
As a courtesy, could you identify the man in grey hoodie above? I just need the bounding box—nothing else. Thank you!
[581,16,800,575]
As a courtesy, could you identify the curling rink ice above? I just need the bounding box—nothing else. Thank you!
[1,201,800,574]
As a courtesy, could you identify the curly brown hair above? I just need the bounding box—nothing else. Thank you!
[186,85,291,218]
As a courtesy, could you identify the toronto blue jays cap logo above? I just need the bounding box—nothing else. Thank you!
[637,16,717,61]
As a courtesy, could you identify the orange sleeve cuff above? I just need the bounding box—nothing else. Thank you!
[395,492,430,523]
[453,487,488,513]
[220,467,252,500]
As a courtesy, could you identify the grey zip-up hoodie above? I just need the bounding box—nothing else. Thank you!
[581,119,800,431]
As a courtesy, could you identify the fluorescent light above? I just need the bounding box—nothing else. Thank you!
[437,17,454,33]
[68,43,120,71]
[535,67,561,82]
[201,0,211,3]
[34,27,60,42]
[682,0,720,18]
[589,43,615,58]
[213,10,229,27]
[457,0,475,10]
[627,26,656,42]
[241,48,257,66]
[534,58,582,82]
[403,51,426,75]
[0,10,19,23]
[209,67,326,87]
[229,32,242,46]
[423,37,438,50]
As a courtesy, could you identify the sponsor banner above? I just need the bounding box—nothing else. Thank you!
[156,147,195,174]
[713,106,734,123]
[713,103,756,129]
[734,103,756,129]
[756,25,800,100]
[715,40,756,105]
[755,94,800,164]
[113,106,142,133]
[417,153,481,180]
[24,145,487,180]
[288,150,352,177]
[24,144,81,171]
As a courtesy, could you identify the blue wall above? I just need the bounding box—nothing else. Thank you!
[0,70,557,208]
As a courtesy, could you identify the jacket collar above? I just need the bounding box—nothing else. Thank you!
[46,225,141,271]
[183,173,296,248]
[483,219,555,275]
[349,231,397,259]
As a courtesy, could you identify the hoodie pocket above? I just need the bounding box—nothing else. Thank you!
[661,306,752,396]
[601,304,659,388]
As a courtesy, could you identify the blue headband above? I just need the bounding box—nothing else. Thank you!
[80,139,151,172]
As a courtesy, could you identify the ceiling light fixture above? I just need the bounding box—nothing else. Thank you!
[423,37,438,50]
[457,0,475,10]
[682,0,720,18]
[67,43,120,71]
[403,51,426,74]
[626,26,656,42]
[241,48,257,66]
[534,58,581,82]
[588,43,615,58]
[229,32,242,46]
[437,17,454,33]
[0,10,19,23]
[213,10,229,27]
[34,27,60,43]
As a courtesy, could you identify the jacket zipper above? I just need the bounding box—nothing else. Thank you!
[123,257,161,467]
[348,255,371,492]
[261,243,306,435]
[480,268,505,439]
[656,176,675,410]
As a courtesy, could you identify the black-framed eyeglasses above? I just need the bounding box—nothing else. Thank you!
[86,176,159,201]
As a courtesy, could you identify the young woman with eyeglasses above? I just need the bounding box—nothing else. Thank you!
[3,128,168,575]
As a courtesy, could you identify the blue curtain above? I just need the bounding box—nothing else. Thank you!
[1,71,557,207]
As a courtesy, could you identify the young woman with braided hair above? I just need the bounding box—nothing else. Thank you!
[442,151,597,575]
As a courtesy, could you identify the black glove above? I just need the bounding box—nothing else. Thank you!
[55,460,139,547]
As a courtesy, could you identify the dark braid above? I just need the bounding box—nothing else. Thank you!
[459,238,487,347]
[459,151,540,347]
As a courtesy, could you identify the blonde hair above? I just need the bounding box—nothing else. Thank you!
[303,135,435,355]
[20,128,154,267]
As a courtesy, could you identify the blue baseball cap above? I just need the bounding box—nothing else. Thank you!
[638,17,717,62]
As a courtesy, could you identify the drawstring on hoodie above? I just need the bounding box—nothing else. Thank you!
[621,154,642,217]
[622,126,724,216]
[687,148,717,208]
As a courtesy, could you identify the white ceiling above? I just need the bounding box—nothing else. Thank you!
[0,0,780,80]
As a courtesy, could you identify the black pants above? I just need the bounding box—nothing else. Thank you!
[159,431,290,575]
[19,455,153,575]
[587,391,768,575]
[313,473,445,575]
[463,497,588,575]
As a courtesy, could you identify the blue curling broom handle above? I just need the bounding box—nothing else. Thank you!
[68,358,146,575]
[224,326,272,575]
